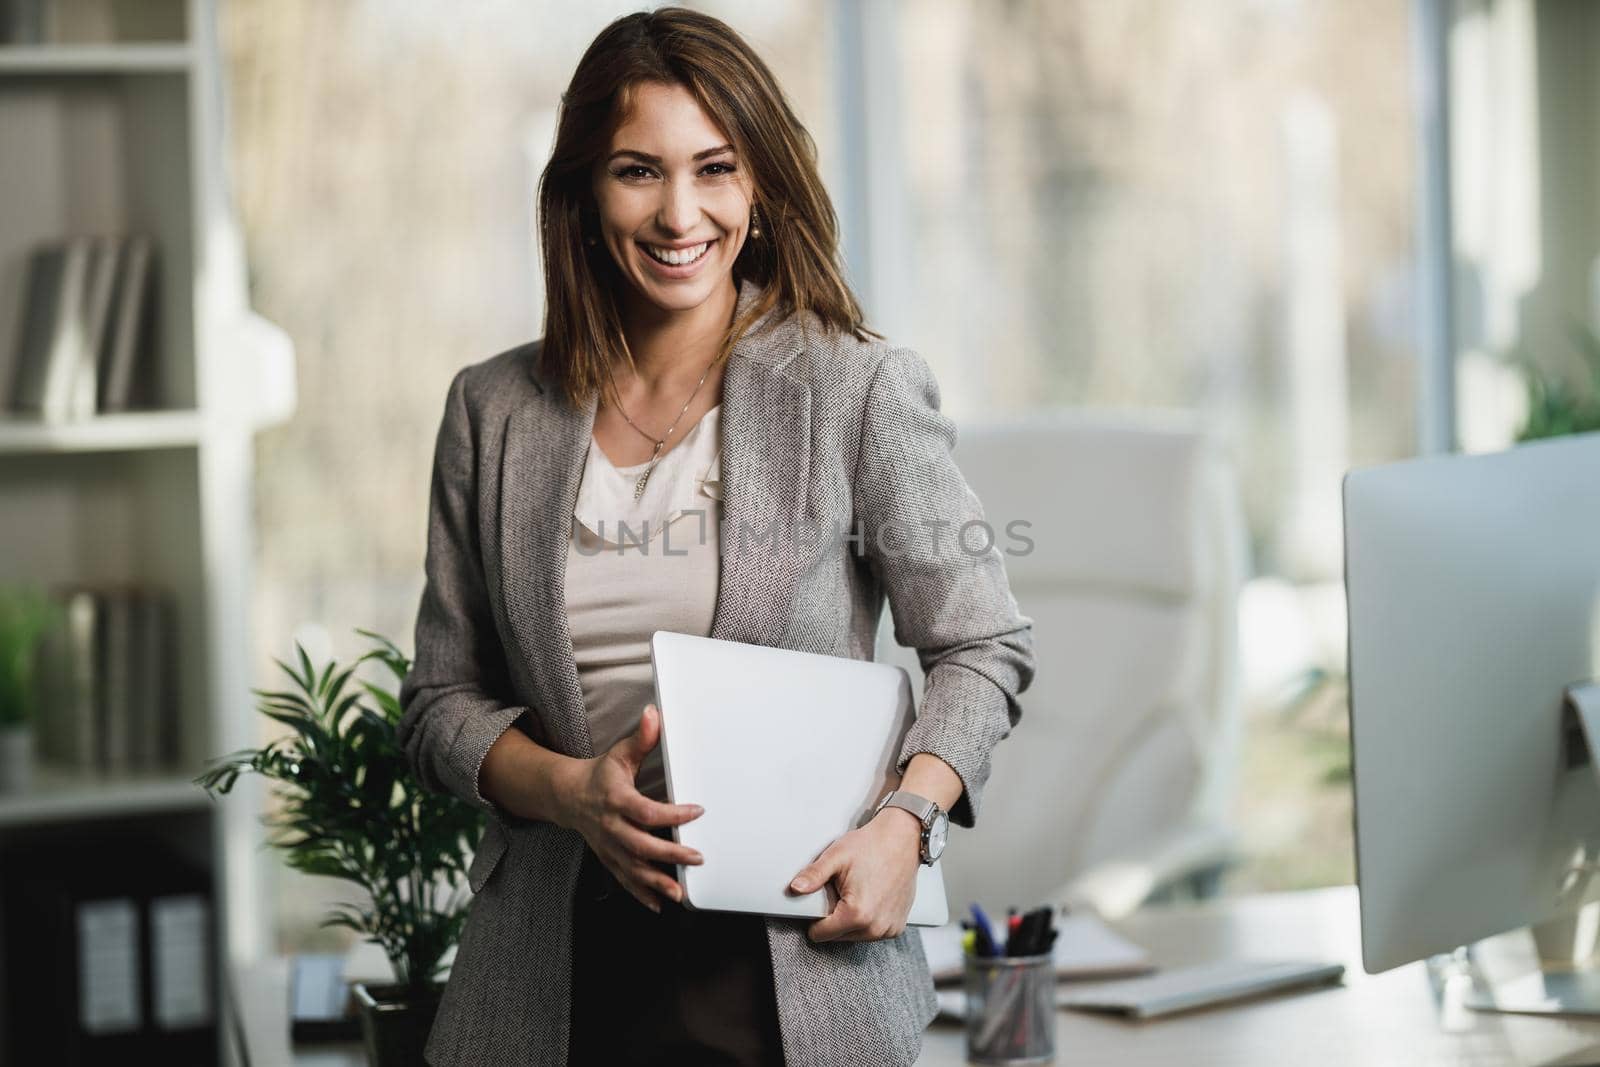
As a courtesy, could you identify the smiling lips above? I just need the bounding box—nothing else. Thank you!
[641,239,715,267]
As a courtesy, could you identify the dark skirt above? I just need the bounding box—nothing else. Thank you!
[566,838,787,1067]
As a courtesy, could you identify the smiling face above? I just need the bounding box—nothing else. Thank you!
[591,80,755,315]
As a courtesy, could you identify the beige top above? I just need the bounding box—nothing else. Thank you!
[564,404,723,802]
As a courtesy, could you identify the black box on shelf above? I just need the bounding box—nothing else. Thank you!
[0,830,217,1065]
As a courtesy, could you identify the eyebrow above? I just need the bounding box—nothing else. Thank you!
[607,144,736,166]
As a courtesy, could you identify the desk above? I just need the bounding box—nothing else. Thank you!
[236,887,1600,1066]
[917,886,1600,1067]
[232,957,364,1067]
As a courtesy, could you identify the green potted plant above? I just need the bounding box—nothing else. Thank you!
[1515,323,1600,442]
[0,585,63,794]
[195,629,482,1067]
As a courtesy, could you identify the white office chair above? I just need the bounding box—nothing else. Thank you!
[877,409,1246,920]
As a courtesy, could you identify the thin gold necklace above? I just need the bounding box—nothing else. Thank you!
[603,353,719,500]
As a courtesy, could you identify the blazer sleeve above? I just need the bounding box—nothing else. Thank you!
[853,347,1037,829]
[397,367,532,827]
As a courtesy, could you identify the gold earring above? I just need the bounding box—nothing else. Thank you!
[585,235,596,246]
[750,206,762,239]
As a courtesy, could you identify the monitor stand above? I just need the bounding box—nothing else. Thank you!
[1461,903,1600,1016]
[1462,681,1600,1016]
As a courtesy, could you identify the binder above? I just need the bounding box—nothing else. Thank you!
[1,832,217,1064]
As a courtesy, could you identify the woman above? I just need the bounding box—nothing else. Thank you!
[397,8,1035,1066]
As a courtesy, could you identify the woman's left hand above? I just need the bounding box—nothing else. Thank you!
[788,807,924,942]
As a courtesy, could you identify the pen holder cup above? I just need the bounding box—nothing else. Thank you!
[963,951,1056,1065]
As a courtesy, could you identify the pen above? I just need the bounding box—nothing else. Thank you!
[1005,909,1025,956]
[969,903,999,956]
[1015,906,1052,956]
[1030,905,1055,954]
[1010,909,1037,956]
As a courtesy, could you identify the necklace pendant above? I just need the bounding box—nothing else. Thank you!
[633,468,651,500]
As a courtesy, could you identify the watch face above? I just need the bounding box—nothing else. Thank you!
[926,812,949,862]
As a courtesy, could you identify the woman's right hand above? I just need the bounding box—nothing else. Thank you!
[561,703,706,912]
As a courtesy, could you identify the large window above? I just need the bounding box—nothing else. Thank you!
[862,0,1421,891]
[1449,0,1600,457]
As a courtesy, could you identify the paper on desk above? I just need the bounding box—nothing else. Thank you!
[918,913,1153,985]
[341,940,456,985]
[937,958,1346,1022]
[341,940,394,985]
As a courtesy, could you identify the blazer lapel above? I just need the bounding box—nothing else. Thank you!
[500,282,813,760]
[499,386,598,759]
[709,348,813,649]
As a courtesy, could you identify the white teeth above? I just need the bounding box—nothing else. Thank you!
[644,241,709,266]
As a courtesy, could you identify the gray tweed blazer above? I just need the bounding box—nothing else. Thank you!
[397,279,1036,1066]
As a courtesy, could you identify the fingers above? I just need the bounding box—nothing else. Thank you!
[807,896,906,942]
[602,853,687,913]
[613,703,662,769]
[621,869,682,912]
[624,792,705,829]
[593,736,704,829]
[615,821,704,867]
[637,865,685,906]
[794,840,909,942]
[577,709,713,916]
[615,872,664,913]
[789,841,844,896]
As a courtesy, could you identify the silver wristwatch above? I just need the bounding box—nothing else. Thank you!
[872,789,949,866]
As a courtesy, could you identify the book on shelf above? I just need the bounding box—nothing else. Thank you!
[6,234,157,421]
[100,236,154,414]
[71,236,120,419]
[46,586,101,771]
[0,0,46,44]
[8,238,90,420]
[100,588,133,775]
[35,583,182,777]
[0,0,185,45]
[132,589,176,771]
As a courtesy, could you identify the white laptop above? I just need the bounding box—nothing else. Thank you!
[649,630,949,927]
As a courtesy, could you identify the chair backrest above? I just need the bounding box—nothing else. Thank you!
[876,408,1246,912]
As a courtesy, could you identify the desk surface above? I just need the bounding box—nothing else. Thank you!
[237,886,1600,1066]
[919,886,1600,1067]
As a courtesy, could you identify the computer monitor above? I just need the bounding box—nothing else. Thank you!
[1344,430,1600,1011]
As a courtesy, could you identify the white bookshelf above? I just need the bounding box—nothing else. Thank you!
[0,43,194,74]
[0,2,293,1063]
[0,409,204,451]
[0,764,210,828]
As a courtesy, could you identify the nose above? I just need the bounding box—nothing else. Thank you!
[656,175,701,237]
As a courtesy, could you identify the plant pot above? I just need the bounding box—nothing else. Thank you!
[352,980,444,1067]
[0,724,32,794]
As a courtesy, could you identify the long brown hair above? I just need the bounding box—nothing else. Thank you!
[537,6,877,409]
